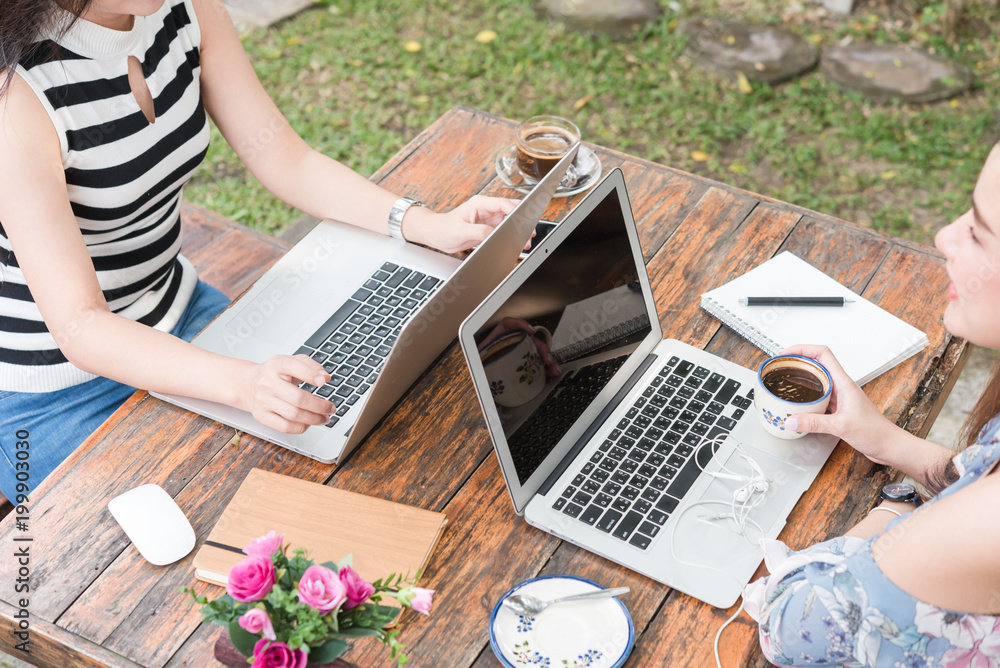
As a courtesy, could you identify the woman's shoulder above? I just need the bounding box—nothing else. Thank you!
[0,71,63,169]
[954,416,1000,478]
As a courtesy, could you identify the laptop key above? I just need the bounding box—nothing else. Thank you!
[336,404,350,416]
[385,268,410,288]
[692,366,709,379]
[317,385,335,398]
[595,493,613,507]
[622,486,639,501]
[573,491,593,506]
[715,379,742,405]
[612,511,643,541]
[648,509,669,525]
[634,499,652,514]
[656,495,680,514]
[326,416,339,428]
[563,503,583,519]
[335,386,352,398]
[611,470,629,485]
[597,509,622,533]
[402,271,425,289]
[580,504,603,526]
[346,394,360,405]
[639,521,660,538]
[629,533,651,550]
[418,276,440,291]
[582,480,601,495]
[650,476,668,491]
[358,384,371,395]
[552,498,566,511]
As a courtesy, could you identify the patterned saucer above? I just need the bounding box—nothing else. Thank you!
[489,575,634,668]
[494,144,602,198]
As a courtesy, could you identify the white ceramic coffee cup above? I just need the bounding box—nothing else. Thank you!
[481,326,552,408]
[753,354,832,440]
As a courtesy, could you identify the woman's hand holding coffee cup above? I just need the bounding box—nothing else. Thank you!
[777,345,901,464]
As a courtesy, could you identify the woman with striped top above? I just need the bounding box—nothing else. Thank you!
[0,0,517,504]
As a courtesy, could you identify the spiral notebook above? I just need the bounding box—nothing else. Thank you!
[700,251,928,385]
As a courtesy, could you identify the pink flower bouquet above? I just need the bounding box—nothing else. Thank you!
[182,532,433,666]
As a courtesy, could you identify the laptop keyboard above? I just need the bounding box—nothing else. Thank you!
[551,355,753,550]
[294,262,441,427]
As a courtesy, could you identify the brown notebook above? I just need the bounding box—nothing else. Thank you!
[193,469,448,587]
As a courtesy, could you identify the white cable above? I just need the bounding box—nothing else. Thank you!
[664,433,771,668]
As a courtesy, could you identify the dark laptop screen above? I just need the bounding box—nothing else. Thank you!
[471,189,652,484]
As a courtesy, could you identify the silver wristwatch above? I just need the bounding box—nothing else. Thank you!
[387,196,423,240]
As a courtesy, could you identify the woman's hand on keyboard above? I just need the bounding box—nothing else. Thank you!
[239,354,335,433]
[402,195,519,254]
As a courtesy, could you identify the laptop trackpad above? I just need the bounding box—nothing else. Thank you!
[224,278,330,346]
[670,447,806,567]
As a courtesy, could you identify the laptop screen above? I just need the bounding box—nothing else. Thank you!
[469,185,652,486]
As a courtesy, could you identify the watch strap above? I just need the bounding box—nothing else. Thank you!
[388,196,423,241]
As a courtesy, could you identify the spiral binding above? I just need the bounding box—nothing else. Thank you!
[700,297,781,355]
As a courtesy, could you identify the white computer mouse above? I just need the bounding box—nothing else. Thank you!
[108,484,196,566]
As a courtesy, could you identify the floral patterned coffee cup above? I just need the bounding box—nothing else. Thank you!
[482,327,552,408]
[754,354,832,440]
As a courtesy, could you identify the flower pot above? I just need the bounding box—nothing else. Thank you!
[214,633,356,668]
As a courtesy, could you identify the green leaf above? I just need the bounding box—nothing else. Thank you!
[227,620,259,657]
[308,638,350,663]
[337,553,354,569]
[321,560,340,573]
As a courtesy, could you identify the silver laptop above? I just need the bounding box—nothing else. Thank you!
[458,169,838,608]
[154,147,579,464]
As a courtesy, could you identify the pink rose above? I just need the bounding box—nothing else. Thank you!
[243,530,285,560]
[399,586,434,615]
[239,608,276,641]
[252,639,307,668]
[339,565,375,610]
[410,587,434,615]
[227,556,276,603]
[297,564,346,614]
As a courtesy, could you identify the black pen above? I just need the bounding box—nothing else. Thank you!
[739,297,856,306]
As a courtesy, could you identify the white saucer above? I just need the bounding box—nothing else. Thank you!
[490,575,634,668]
[494,144,602,197]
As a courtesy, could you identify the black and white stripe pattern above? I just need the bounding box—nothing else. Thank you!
[0,0,208,392]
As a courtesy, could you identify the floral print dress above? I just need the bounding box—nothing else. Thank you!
[744,420,1000,667]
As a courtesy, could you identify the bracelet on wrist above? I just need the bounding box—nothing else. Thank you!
[387,196,423,241]
[867,506,902,518]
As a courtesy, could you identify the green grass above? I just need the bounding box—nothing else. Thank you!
[185,0,1000,244]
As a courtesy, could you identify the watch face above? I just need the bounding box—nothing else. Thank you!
[883,482,916,499]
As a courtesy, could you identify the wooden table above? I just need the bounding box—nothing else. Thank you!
[0,107,966,668]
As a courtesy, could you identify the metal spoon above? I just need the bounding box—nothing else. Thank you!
[502,586,630,616]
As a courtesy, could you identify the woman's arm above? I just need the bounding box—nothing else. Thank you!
[782,345,956,487]
[192,0,517,254]
[0,72,332,433]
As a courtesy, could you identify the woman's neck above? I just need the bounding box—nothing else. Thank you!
[77,6,135,31]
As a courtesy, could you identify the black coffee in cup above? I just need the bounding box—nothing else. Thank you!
[762,367,825,403]
[514,116,580,183]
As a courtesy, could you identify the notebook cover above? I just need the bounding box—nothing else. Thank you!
[193,469,448,587]
[700,251,929,385]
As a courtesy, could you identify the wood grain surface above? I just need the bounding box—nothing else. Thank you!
[0,107,962,668]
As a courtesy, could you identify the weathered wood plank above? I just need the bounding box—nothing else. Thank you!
[0,601,141,668]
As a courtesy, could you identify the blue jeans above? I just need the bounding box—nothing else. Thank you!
[0,281,230,501]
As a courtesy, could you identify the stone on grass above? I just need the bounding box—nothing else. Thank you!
[820,44,972,103]
[223,0,313,30]
[819,0,854,14]
[678,18,819,84]
[536,0,661,39]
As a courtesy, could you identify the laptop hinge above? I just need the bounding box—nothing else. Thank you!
[538,352,658,497]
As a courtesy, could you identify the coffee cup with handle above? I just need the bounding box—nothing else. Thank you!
[481,326,553,409]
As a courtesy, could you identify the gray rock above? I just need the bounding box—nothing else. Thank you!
[223,0,313,30]
[821,44,972,103]
[819,0,854,14]
[536,0,662,38]
[678,18,819,84]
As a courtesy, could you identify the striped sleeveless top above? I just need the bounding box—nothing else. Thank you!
[0,0,209,392]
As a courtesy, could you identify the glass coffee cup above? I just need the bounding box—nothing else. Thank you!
[514,115,580,184]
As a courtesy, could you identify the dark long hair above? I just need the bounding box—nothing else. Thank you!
[0,0,90,98]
